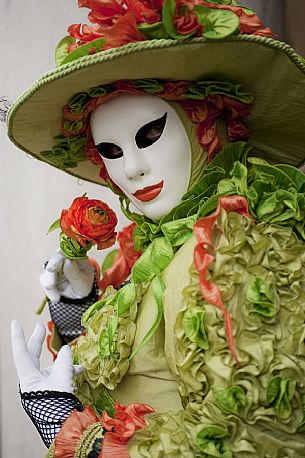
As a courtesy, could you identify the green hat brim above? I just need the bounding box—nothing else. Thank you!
[7,35,305,186]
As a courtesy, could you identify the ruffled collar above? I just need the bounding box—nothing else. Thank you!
[120,141,250,251]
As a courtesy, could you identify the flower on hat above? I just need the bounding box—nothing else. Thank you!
[55,0,272,66]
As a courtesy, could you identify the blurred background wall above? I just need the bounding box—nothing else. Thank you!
[0,1,304,457]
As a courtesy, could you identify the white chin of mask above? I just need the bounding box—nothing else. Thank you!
[90,94,192,220]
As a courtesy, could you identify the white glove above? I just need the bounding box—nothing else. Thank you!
[40,250,95,303]
[11,320,83,393]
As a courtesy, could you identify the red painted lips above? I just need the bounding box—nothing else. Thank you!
[132,181,164,202]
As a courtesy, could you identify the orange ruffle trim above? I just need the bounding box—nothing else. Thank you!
[193,195,252,367]
[54,402,154,458]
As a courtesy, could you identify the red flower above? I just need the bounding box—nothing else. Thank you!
[67,23,105,45]
[80,0,126,26]
[54,406,101,458]
[175,10,202,35]
[60,196,118,249]
[103,14,146,49]
[180,100,208,123]
[100,223,141,290]
[101,402,154,457]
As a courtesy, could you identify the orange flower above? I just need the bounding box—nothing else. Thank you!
[60,196,118,249]
[54,402,154,458]
[101,402,155,457]
[54,406,101,458]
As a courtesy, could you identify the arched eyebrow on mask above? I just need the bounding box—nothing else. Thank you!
[135,112,167,149]
[0,97,12,123]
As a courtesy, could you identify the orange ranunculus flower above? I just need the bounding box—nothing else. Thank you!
[60,196,118,249]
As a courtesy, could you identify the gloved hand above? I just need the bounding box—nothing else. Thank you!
[40,250,95,302]
[11,320,82,393]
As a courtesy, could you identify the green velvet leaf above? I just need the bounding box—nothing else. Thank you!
[198,9,240,40]
[108,315,118,356]
[116,282,137,317]
[41,135,86,169]
[61,38,106,65]
[246,277,276,319]
[47,218,60,234]
[184,81,253,103]
[276,164,305,193]
[183,306,209,350]
[266,376,296,420]
[197,425,232,457]
[55,36,76,67]
[161,215,197,247]
[98,328,110,359]
[68,92,89,114]
[93,387,116,418]
[132,242,155,283]
[213,385,247,414]
[134,78,164,93]
[101,249,119,275]
[82,287,117,325]
[130,276,165,360]
[151,237,174,275]
[138,21,169,39]
[59,232,91,260]
[87,86,108,98]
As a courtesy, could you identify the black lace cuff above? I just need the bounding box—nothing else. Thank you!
[20,390,83,448]
[48,277,99,342]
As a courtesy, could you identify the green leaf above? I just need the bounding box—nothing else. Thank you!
[98,328,110,359]
[116,283,137,317]
[101,249,119,275]
[93,387,116,418]
[183,306,209,350]
[197,9,239,40]
[130,276,165,360]
[151,237,174,275]
[47,218,60,234]
[266,376,296,420]
[132,243,155,283]
[246,277,276,319]
[134,78,164,93]
[276,164,305,193]
[55,36,76,67]
[61,38,106,65]
[213,385,247,414]
[197,425,232,458]
[108,316,118,356]
[138,21,169,39]
[59,232,91,260]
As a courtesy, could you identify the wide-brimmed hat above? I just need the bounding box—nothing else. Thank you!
[7,0,305,185]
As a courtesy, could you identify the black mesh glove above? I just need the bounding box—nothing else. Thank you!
[48,276,99,342]
[20,390,83,448]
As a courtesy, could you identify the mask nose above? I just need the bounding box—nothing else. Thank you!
[124,147,151,180]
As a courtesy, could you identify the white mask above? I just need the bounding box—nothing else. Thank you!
[90,94,192,220]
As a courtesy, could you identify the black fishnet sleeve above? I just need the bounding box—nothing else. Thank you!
[48,276,99,343]
[20,390,83,448]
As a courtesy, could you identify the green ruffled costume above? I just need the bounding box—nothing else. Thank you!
[66,143,305,457]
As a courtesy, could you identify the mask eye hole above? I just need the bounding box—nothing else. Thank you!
[135,112,167,149]
[96,142,123,160]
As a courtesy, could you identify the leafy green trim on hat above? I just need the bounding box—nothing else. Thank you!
[42,78,252,192]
